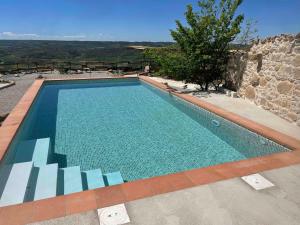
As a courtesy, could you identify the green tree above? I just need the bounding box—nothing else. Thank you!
[171,0,244,90]
[144,45,188,80]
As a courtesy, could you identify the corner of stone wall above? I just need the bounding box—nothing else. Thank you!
[237,33,300,126]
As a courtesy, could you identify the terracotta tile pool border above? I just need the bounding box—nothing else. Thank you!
[0,75,300,225]
[0,79,44,160]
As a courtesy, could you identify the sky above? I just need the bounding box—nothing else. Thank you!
[0,0,299,42]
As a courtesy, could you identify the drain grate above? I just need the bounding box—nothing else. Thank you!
[241,173,275,190]
[97,204,130,225]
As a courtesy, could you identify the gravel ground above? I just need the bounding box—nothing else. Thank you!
[0,71,114,116]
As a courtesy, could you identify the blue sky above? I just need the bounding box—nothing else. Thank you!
[0,0,299,42]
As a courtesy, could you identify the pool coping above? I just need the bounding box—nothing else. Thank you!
[0,76,300,225]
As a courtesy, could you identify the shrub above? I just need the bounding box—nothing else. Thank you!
[144,46,188,80]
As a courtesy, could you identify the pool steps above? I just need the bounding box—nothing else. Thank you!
[14,138,50,166]
[0,162,33,207]
[34,163,58,200]
[0,138,124,207]
[60,166,83,195]
[83,169,105,190]
[104,171,124,186]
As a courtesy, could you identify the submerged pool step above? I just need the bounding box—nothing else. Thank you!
[0,162,33,207]
[14,138,51,166]
[60,166,83,195]
[82,169,105,190]
[0,160,124,206]
[34,164,58,201]
[104,171,124,186]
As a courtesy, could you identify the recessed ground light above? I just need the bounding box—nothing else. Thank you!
[241,173,275,190]
[97,204,130,225]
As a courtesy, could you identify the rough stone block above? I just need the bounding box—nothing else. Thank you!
[287,112,298,122]
[293,46,300,54]
[245,86,256,99]
[294,90,300,97]
[250,75,260,87]
[294,67,300,80]
[294,55,300,67]
[277,81,293,94]
[259,77,268,86]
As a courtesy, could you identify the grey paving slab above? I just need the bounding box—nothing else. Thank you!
[28,211,99,225]
[125,165,300,225]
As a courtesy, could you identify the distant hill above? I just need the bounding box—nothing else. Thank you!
[0,40,173,64]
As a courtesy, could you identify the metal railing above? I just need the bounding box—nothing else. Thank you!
[0,60,152,74]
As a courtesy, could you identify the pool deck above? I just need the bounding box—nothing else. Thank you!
[0,75,300,225]
[29,164,300,225]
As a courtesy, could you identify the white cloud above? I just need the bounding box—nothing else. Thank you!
[0,31,118,41]
[2,31,15,36]
[0,31,40,38]
[62,34,86,39]
[22,33,40,37]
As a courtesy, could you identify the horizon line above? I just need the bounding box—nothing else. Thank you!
[0,39,174,43]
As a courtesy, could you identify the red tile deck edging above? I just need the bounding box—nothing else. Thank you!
[0,76,300,225]
[0,79,44,160]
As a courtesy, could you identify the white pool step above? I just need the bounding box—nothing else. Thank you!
[0,162,33,207]
[60,166,83,195]
[104,171,124,186]
[0,158,124,206]
[83,169,105,190]
[34,164,58,201]
[14,138,51,166]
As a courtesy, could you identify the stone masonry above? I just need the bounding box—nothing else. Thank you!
[237,34,300,126]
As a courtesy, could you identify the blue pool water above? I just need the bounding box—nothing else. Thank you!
[4,78,289,181]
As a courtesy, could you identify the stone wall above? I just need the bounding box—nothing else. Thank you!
[237,34,300,126]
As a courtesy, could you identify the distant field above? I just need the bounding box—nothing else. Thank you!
[0,40,172,64]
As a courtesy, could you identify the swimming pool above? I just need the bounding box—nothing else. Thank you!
[0,77,289,206]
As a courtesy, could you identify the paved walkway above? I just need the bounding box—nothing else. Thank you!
[126,165,300,225]
[0,74,35,116]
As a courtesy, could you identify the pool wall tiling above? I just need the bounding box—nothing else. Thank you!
[0,76,300,225]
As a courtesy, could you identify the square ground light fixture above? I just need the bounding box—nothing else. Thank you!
[241,173,275,190]
[97,204,130,225]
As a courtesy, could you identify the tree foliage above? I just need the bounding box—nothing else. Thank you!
[170,0,244,90]
[144,46,188,80]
